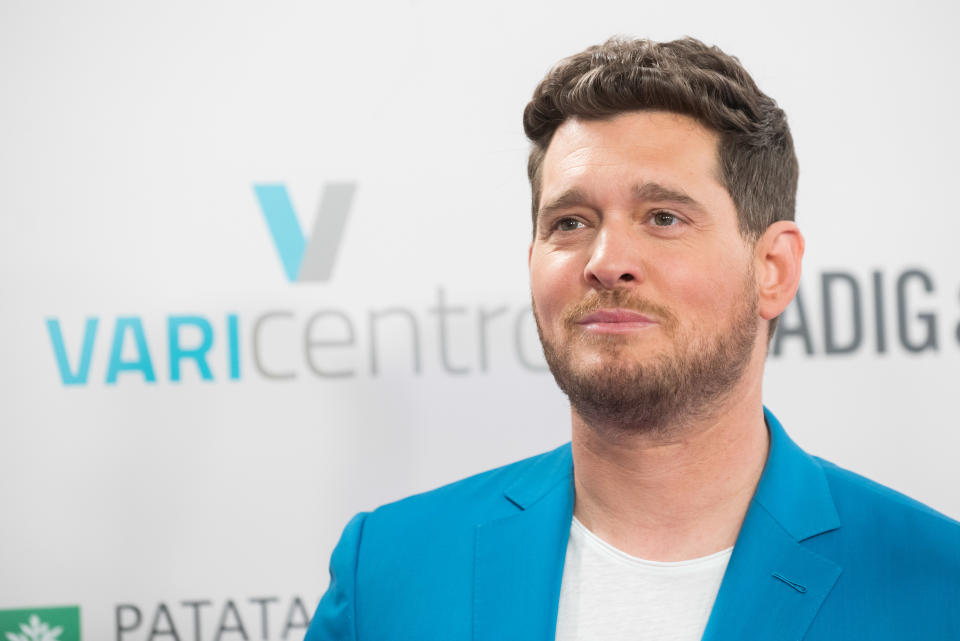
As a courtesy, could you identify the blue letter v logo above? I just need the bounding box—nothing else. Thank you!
[253,182,356,282]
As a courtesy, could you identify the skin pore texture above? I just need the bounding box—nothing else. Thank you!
[529,111,804,561]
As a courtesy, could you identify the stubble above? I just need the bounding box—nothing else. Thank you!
[534,279,759,438]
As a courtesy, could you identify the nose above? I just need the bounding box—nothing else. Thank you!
[583,225,645,289]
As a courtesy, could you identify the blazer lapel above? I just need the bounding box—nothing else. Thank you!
[702,409,843,641]
[473,445,574,641]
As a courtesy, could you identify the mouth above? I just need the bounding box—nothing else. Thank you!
[576,308,658,334]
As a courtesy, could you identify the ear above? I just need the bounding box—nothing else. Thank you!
[528,242,534,269]
[754,221,804,321]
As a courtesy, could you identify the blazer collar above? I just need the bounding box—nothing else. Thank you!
[494,408,842,537]
[753,407,841,540]
[502,443,573,510]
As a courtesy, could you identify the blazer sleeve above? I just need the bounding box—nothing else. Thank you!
[305,512,369,641]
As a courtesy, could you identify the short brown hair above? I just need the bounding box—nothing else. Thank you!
[523,37,798,241]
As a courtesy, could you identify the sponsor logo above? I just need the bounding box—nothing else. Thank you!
[115,596,315,641]
[0,607,81,641]
[42,183,544,385]
[253,183,356,283]
[771,268,960,356]
[0,597,318,641]
[44,288,547,385]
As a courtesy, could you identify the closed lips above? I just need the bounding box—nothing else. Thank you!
[577,309,657,325]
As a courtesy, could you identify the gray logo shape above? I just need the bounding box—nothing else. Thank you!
[299,183,356,282]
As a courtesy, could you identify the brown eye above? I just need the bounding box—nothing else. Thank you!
[555,218,583,231]
[652,212,679,227]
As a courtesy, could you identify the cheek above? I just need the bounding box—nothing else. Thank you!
[530,251,584,322]
[650,252,747,318]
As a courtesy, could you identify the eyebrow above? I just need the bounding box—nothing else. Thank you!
[632,182,702,210]
[537,182,706,220]
[537,188,592,219]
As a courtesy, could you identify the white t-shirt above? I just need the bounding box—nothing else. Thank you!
[555,517,732,641]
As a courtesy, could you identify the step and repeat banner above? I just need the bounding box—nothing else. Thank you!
[2,1,958,640]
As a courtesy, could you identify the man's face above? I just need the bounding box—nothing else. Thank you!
[529,111,761,433]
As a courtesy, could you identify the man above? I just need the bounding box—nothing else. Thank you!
[305,37,960,640]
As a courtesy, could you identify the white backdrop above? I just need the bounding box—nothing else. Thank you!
[2,1,959,640]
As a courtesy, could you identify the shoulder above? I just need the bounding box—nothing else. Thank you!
[800,457,960,636]
[310,448,573,641]
[337,442,572,635]
[818,456,959,531]
[814,456,960,567]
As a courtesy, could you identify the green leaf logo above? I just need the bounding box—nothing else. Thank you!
[0,608,80,641]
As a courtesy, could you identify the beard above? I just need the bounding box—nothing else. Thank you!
[534,280,759,437]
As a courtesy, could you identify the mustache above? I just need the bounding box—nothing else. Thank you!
[562,290,678,329]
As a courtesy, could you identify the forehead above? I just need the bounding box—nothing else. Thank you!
[540,111,724,198]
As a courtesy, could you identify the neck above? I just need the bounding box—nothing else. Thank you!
[570,363,768,562]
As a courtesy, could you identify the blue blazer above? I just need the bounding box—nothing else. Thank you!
[306,409,960,640]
